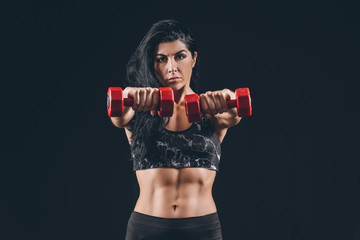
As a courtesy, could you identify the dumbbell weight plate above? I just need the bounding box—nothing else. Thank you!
[158,87,174,117]
[235,88,252,117]
[107,87,124,117]
[185,94,201,123]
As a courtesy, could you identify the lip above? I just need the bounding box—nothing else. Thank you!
[167,77,181,82]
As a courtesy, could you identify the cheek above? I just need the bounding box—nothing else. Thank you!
[154,66,162,78]
[155,66,164,75]
[184,62,194,76]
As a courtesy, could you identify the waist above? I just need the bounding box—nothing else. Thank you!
[128,211,220,228]
[134,192,217,218]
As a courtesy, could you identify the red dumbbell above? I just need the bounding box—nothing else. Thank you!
[185,88,252,123]
[107,87,174,117]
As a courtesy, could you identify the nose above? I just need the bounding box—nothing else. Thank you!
[167,58,177,73]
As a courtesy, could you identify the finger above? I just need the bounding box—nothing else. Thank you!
[219,92,230,113]
[124,87,135,100]
[138,88,147,111]
[132,89,141,111]
[223,89,231,102]
[150,88,159,113]
[214,93,224,114]
[199,94,210,115]
[143,88,153,112]
[210,92,223,114]
[205,91,217,115]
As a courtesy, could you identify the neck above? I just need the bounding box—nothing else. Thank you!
[173,86,194,104]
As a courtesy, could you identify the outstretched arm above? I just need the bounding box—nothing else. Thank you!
[199,89,242,142]
[110,87,160,128]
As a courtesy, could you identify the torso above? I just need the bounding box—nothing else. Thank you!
[125,99,221,218]
[134,168,217,218]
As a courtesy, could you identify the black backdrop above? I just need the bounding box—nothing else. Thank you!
[2,0,359,239]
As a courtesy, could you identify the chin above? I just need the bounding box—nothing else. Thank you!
[169,83,187,92]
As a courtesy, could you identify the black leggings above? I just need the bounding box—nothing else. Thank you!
[125,211,223,240]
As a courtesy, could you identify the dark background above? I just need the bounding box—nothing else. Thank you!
[1,0,359,239]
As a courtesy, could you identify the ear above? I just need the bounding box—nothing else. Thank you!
[192,51,198,68]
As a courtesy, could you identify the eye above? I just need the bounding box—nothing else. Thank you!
[156,57,166,63]
[176,54,186,60]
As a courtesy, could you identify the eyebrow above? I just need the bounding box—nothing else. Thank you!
[155,50,187,56]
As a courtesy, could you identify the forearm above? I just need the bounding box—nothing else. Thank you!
[212,108,242,129]
[110,106,134,128]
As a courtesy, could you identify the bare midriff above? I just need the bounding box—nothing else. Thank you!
[133,167,217,218]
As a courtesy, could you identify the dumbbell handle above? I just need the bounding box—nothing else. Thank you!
[123,97,134,107]
[226,99,237,109]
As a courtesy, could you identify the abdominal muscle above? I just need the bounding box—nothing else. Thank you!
[133,167,217,218]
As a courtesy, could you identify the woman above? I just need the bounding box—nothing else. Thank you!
[110,19,241,240]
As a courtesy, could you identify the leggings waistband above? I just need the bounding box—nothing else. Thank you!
[129,211,220,228]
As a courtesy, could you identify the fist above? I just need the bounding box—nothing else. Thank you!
[123,87,160,116]
[199,89,232,118]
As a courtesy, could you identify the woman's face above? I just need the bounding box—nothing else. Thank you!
[154,40,197,92]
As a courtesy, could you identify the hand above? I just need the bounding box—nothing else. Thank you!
[123,87,160,116]
[199,89,232,119]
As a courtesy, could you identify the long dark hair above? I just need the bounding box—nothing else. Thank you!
[125,19,200,161]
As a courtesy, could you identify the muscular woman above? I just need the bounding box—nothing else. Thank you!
[110,19,241,240]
